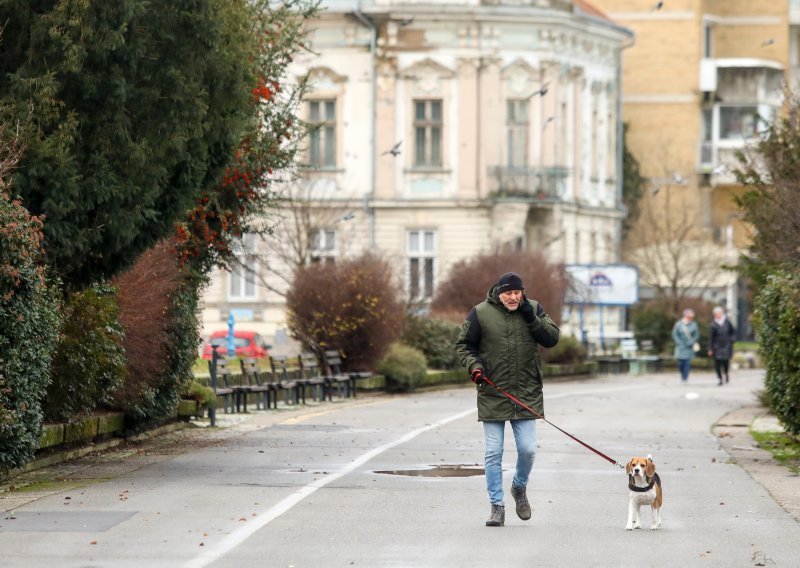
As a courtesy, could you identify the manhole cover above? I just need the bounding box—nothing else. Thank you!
[374,464,484,478]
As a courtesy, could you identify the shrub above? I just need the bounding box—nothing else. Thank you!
[286,253,405,371]
[432,250,568,325]
[541,335,587,364]
[0,193,62,471]
[631,299,713,355]
[45,284,127,422]
[377,343,427,392]
[402,315,460,370]
[112,240,204,427]
[182,381,217,410]
[630,302,674,354]
[755,269,800,435]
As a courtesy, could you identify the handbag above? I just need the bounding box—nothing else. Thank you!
[682,322,700,353]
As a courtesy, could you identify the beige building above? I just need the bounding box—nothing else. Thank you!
[593,0,791,334]
[201,0,634,351]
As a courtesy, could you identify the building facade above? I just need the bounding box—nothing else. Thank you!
[201,0,633,352]
[592,0,791,336]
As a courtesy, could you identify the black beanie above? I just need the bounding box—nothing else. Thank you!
[496,272,524,294]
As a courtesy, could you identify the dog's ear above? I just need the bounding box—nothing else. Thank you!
[645,458,656,477]
[625,459,634,474]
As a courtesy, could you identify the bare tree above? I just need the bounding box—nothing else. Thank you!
[627,178,731,317]
[233,179,364,298]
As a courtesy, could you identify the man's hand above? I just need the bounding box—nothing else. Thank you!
[471,368,488,386]
[519,296,536,323]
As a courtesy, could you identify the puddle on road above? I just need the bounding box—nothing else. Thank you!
[374,464,484,478]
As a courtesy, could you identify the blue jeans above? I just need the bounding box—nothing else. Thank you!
[677,359,692,381]
[483,419,537,505]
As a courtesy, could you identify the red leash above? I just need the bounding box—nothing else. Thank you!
[483,377,624,470]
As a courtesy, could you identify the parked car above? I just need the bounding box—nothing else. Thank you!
[201,330,270,359]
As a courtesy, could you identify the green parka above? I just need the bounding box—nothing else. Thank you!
[455,285,560,421]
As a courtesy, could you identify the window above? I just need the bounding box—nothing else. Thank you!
[719,106,758,140]
[310,229,337,264]
[407,230,436,300]
[307,99,336,167]
[229,234,258,301]
[506,99,529,167]
[414,99,443,167]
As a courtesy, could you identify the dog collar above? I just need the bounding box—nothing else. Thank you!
[628,472,660,492]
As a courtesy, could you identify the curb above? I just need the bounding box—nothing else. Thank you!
[713,405,800,523]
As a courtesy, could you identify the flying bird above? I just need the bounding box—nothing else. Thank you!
[651,1,664,12]
[761,38,775,47]
[542,116,556,132]
[382,141,402,157]
[527,82,550,99]
[399,16,414,26]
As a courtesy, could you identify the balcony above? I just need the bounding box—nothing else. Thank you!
[487,166,569,201]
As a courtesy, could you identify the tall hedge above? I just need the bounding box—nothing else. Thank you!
[45,284,126,423]
[0,193,61,471]
[755,269,800,435]
[112,240,203,427]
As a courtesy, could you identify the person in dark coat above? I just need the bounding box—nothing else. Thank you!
[455,272,559,527]
[708,306,736,385]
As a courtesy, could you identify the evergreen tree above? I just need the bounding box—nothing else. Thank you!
[0,0,259,289]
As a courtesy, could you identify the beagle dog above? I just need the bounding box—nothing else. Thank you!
[625,455,663,530]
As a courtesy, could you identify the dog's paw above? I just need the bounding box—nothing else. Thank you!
[650,524,659,530]
[625,525,633,531]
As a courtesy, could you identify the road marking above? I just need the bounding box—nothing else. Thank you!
[183,405,477,568]
[184,381,655,567]
[280,398,390,425]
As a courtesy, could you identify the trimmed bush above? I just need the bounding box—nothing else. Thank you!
[45,285,126,422]
[0,193,62,471]
[755,269,800,435]
[112,240,204,427]
[286,253,405,371]
[542,335,587,365]
[377,343,427,392]
[402,315,460,370]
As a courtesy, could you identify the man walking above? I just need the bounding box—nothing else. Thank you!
[456,272,560,527]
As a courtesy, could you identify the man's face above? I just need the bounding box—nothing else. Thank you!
[499,289,523,311]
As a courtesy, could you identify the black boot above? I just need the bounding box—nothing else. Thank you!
[511,485,532,520]
[486,504,505,527]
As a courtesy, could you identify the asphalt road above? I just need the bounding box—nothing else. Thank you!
[2,369,798,567]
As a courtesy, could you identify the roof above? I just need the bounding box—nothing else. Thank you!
[573,0,613,23]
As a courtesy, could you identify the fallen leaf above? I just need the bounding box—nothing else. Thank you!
[90,541,97,545]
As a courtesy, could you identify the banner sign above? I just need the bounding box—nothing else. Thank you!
[565,264,639,306]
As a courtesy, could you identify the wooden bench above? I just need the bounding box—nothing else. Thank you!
[239,358,276,410]
[325,350,374,399]
[269,355,303,406]
[321,350,353,400]
[211,358,268,412]
[297,354,327,402]
[205,358,235,413]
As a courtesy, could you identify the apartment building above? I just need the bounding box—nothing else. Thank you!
[592,0,791,336]
[200,0,633,351]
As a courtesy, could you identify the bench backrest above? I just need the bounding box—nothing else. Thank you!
[240,358,263,386]
[298,354,319,379]
[324,350,343,375]
[209,357,233,386]
[270,355,291,382]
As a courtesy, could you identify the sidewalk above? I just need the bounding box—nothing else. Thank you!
[0,395,387,513]
[713,405,800,522]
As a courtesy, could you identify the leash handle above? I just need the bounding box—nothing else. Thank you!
[482,377,623,470]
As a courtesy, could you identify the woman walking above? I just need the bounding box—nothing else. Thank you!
[708,306,736,386]
[671,309,700,384]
